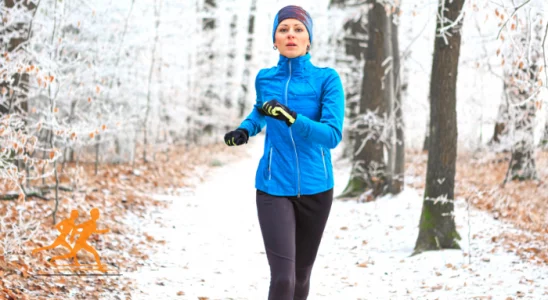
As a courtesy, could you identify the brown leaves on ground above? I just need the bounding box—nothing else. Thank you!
[0,142,243,299]
[406,149,548,266]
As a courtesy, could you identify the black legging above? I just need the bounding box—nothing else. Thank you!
[256,188,333,300]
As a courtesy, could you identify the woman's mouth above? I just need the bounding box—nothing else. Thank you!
[287,43,297,47]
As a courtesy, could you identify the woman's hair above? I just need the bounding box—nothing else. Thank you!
[272,5,313,44]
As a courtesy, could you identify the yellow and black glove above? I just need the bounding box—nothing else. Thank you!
[224,128,249,146]
[260,100,297,127]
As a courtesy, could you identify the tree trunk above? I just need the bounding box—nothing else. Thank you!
[391,3,404,195]
[0,0,38,115]
[542,110,548,148]
[383,6,396,196]
[505,90,538,181]
[223,13,237,117]
[414,0,464,254]
[422,118,429,152]
[490,82,510,145]
[340,0,389,199]
[238,0,257,118]
[111,0,136,160]
[143,0,162,163]
[503,15,543,181]
[336,7,367,160]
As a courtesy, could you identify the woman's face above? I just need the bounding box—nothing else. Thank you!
[274,18,310,58]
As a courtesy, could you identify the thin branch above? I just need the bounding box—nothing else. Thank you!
[0,192,49,201]
[37,185,73,192]
[473,13,504,80]
[496,0,533,40]
[402,8,433,59]
[542,21,548,86]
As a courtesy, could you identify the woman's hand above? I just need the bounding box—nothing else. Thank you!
[224,128,249,146]
[260,100,297,127]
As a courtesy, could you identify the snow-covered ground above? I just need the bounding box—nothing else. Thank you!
[126,136,548,300]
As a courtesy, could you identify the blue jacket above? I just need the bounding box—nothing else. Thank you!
[239,53,345,197]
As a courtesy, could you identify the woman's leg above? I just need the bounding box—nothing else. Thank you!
[293,188,334,300]
[256,189,297,300]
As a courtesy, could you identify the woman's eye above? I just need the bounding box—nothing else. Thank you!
[279,28,287,32]
[296,28,303,32]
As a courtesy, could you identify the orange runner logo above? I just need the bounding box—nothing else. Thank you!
[32,208,112,274]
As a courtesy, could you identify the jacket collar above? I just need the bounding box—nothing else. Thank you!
[276,53,312,76]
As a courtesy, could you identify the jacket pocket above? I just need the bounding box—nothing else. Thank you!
[268,147,273,180]
[320,147,327,180]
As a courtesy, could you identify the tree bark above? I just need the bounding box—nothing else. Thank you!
[337,7,367,160]
[490,82,510,145]
[422,118,429,152]
[384,6,396,196]
[542,110,548,148]
[391,4,404,195]
[340,0,389,199]
[414,0,464,254]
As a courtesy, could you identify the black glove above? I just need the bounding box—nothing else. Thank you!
[260,100,297,127]
[224,128,249,146]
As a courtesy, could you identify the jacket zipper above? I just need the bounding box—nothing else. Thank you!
[321,147,327,180]
[268,147,273,180]
[286,60,301,198]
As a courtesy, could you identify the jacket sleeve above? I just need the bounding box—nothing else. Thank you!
[291,68,345,149]
[238,69,266,136]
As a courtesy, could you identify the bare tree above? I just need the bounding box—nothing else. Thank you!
[328,2,367,160]
[501,5,544,182]
[340,0,401,199]
[414,0,465,254]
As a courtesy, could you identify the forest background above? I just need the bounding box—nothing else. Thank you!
[1,0,547,298]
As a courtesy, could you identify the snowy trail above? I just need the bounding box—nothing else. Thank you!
[127,136,548,300]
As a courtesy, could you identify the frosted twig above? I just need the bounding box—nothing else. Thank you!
[496,0,533,39]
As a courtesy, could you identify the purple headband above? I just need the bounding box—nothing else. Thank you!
[272,5,313,44]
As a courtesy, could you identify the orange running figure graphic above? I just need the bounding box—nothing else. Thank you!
[49,208,110,272]
[32,210,79,255]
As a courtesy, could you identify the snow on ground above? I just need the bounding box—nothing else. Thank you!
[126,136,548,300]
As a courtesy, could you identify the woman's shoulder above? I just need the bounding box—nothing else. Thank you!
[306,65,341,84]
[310,65,340,76]
[256,67,277,79]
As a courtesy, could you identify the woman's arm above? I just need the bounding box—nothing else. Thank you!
[291,69,345,149]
